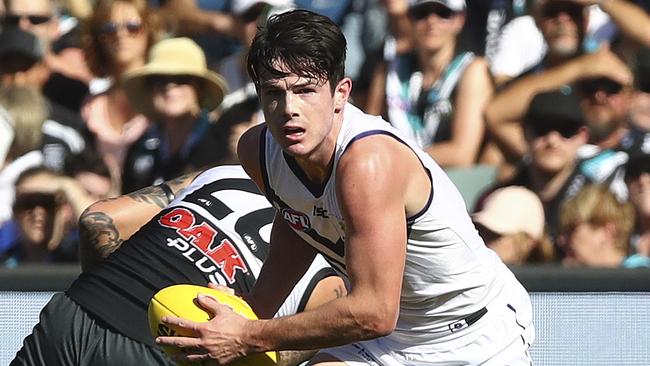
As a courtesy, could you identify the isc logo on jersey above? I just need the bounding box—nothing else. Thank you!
[158,208,249,285]
[281,208,311,231]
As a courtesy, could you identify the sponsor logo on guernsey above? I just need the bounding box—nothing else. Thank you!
[158,207,248,285]
[281,208,311,231]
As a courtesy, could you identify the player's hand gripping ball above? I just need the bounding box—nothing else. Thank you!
[148,284,278,366]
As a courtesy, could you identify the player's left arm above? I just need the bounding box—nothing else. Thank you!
[78,172,200,272]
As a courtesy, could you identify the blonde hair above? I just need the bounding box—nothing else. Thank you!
[0,86,48,158]
[560,184,635,253]
[82,0,161,78]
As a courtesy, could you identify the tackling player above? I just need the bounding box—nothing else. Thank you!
[11,165,345,366]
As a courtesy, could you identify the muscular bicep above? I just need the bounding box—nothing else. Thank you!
[336,137,413,326]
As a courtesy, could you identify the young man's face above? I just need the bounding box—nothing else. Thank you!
[5,0,58,49]
[257,67,347,159]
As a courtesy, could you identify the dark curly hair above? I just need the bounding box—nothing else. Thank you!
[246,9,347,94]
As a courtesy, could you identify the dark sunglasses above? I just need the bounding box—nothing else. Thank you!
[409,3,455,21]
[100,21,144,36]
[528,121,582,139]
[579,77,624,96]
[13,192,58,212]
[148,74,197,87]
[541,2,584,20]
[2,14,52,26]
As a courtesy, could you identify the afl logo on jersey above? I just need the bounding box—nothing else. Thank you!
[281,208,311,231]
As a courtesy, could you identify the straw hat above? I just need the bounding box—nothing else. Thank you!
[122,37,229,116]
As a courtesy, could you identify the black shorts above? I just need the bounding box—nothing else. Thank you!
[11,293,175,366]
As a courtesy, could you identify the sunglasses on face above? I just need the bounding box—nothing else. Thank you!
[149,75,197,87]
[409,4,455,21]
[541,2,584,20]
[13,192,58,212]
[2,14,52,26]
[99,21,144,37]
[528,121,582,139]
[579,78,624,96]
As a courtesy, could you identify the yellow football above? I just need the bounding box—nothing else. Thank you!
[148,284,278,366]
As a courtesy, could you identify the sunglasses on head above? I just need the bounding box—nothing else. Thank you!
[409,3,455,21]
[528,120,582,139]
[2,14,52,26]
[13,192,58,212]
[541,2,583,20]
[99,21,144,36]
[579,77,624,96]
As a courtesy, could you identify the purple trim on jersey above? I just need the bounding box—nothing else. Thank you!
[296,266,339,313]
[342,130,434,223]
[282,152,333,198]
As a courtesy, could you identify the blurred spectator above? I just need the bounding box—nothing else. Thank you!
[0,166,96,267]
[0,85,88,225]
[120,37,228,192]
[0,28,87,171]
[485,43,632,177]
[219,0,293,110]
[460,0,529,58]
[81,0,161,193]
[472,185,555,265]
[3,0,92,111]
[365,0,494,168]
[155,0,240,68]
[558,183,635,268]
[623,154,650,267]
[490,0,650,85]
[480,90,589,244]
[63,150,115,201]
[212,95,261,165]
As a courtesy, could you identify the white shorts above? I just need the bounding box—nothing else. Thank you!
[310,301,535,366]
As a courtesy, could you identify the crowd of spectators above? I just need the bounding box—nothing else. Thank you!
[1,0,650,270]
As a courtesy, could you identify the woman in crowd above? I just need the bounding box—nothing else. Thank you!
[81,0,161,193]
[120,37,228,192]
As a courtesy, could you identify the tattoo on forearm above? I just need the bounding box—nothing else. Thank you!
[79,211,124,258]
[127,185,168,208]
[126,172,198,208]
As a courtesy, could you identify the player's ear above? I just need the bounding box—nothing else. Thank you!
[333,77,352,113]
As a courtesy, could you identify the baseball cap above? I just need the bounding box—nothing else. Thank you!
[472,186,545,240]
[408,0,466,12]
[524,89,585,138]
[0,27,44,62]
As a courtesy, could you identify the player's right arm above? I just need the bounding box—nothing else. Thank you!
[78,172,199,272]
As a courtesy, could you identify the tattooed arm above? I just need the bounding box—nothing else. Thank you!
[78,172,200,272]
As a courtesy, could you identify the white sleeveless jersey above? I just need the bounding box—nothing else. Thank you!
[260,104,525,347]
[171,165,335,318]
